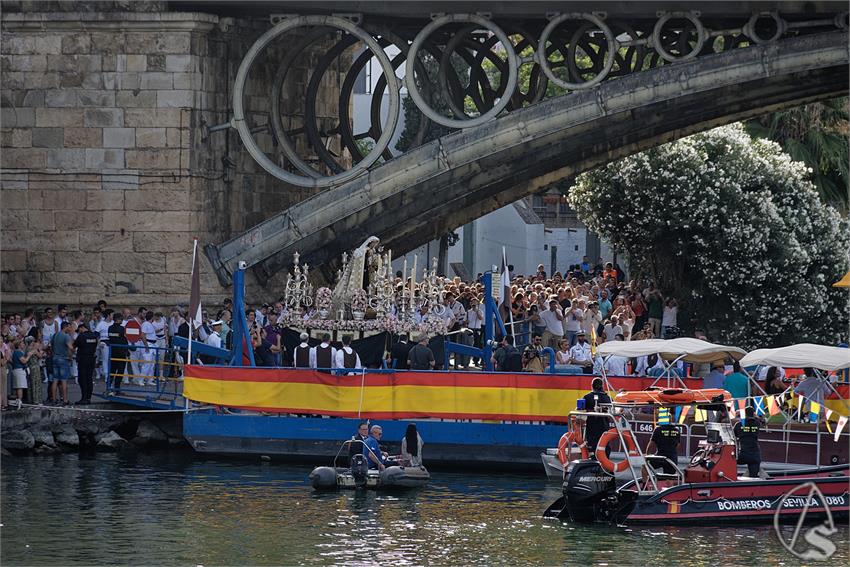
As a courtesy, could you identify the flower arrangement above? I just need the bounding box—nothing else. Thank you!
[351,289,368,313]
[315,287,333,310]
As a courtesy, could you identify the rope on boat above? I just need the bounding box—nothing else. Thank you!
[357,367,366,419]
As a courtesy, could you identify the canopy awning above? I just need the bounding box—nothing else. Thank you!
[833,270,850,288]
[739,344,850,372]
[597,337,746,362]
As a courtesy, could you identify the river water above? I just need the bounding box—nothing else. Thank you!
[2,452,847,565]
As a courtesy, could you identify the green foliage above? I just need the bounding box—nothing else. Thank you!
[569,124,850,348]
[745,98,849,212]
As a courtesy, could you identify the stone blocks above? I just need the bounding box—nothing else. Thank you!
[0,12,338,308]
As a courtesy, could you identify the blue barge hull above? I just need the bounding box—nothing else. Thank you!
[183,411,566,470]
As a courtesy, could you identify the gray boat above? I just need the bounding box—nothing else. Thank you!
[309,441,430,490]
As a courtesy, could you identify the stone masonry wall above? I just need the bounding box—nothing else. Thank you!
[1,8,343,311]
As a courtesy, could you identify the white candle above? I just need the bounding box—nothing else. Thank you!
[411,254,417,296]
[403,257,407,285]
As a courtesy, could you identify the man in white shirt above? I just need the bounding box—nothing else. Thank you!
[206,320,223,349]
[413,305,429,325]
[466,298,484,366]
[292,332,311,368]
[538,299,565,349]
[563,302,583,346]
[152,312,168,378]
[334,335,363,374]
[603,315,623,342]
[569,331,593,373]
[95,310,112,381]
[140,311,158,386]
[603,333,629,376]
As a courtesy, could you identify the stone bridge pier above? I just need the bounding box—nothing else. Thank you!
[1,1,344,308]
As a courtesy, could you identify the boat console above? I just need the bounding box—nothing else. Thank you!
[684,426,738,483]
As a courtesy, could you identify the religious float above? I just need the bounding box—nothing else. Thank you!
[543,389,849,525]
[100,236,849,472]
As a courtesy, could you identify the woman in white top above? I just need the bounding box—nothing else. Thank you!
[555,338,571,365]
[400,423,424,467]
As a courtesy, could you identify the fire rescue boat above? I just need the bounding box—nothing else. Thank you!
[544,389,850,525]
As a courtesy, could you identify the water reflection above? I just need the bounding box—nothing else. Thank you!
[2,453,846,565]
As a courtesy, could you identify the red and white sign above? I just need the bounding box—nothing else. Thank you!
[124,319,142,343]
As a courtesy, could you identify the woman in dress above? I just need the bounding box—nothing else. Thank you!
[25,334,45,405]
[9,338,29,408]
[555,338,571,365]
[400,423,424,467]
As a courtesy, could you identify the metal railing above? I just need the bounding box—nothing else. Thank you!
[103,344,184,407]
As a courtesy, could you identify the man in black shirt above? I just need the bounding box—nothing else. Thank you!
[348,421,369,466]
[107,313,129,391]
[647,415,681,474]
[390,334,412,370]
[734,406,763,477]
[74,322,99,404]
[407,334,435,370]
[582,378,612,456]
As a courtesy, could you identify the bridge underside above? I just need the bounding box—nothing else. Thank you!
[206,31,849,286]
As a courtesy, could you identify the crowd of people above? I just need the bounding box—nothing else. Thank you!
[0,257,818,410]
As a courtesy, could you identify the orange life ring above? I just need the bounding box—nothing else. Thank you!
[595,428,640,473]
[557,432,572,465]
[557,416,589,465]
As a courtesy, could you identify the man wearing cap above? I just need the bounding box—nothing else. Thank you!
[73,322,99,404]
[408,334,435,371]
[293,332,311,368]
[569,331,593,374]
[206,320,223,349]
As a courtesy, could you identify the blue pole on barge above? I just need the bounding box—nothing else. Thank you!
[228,264,255,367]
[444,271,506,371]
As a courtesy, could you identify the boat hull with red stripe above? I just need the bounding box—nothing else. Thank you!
[622,466,850,525]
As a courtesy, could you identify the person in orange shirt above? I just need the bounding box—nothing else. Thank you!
[603,262,617,281]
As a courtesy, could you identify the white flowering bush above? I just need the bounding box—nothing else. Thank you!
[569,124,850,349]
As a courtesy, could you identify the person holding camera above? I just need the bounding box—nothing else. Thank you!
[522,334,546,373]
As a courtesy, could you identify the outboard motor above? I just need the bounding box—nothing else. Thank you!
[563,460,617,523]
[350,454,368,487]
